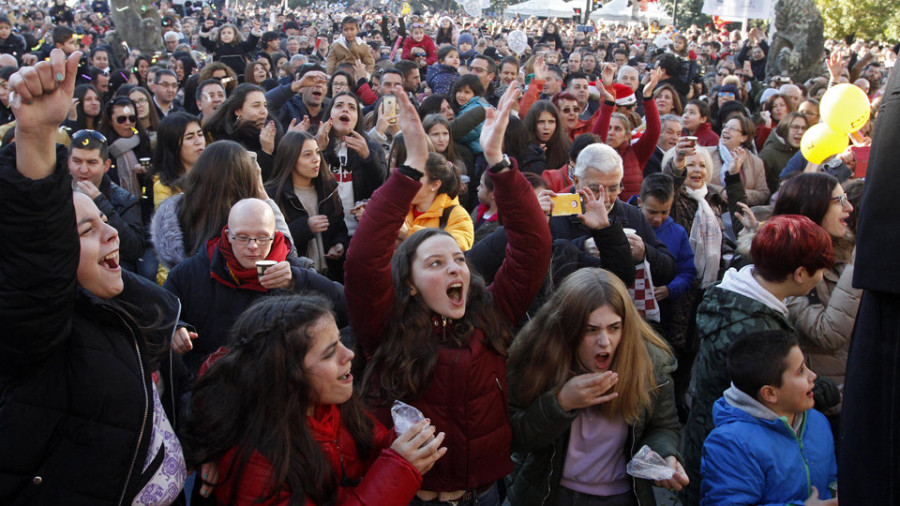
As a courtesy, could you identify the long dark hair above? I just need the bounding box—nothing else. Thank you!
[450,74,484,112]
[204,83,272,140]
[153,111,203,188]
[523,100,571,169]
[73,84,103,131]
[327,70,357,98]
[422,114,460,166]
[773,172,838,230]
[177,140,259,255]
[183,294,374,506]
[362,229,512,403]
[268,131,342,215]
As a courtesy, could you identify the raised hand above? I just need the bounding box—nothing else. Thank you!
[10,48,82,179]
[259,120,276,154]
[288,116,311,133]
[316,118,333,151]
[557,371,619,412]
[532,55,547,81]
[827,51,845,82]
[394,88,428,170]
[601,62,617,85]
[576,186,610,230]
[734,202,759,231]
[480,83,520,166]
[729,146,747,175]
[644,67,662,98]
[673,137,697,170]
[344,130,370,159]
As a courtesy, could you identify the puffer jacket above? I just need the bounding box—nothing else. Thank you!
[326,37,375,75]
[506,342,681,506]
[593,98,661,203]
[344,164,551,492]
[786,254,861,387]
[404,192,474,251]
[0,145,184,505]
[701,389,836,505]
[426,63,460,96]
[681,274,795,505]
[213,404,421,506]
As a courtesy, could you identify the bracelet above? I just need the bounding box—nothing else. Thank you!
[397,164,424,180]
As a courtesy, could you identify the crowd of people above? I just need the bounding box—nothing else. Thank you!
[1,1,896,504]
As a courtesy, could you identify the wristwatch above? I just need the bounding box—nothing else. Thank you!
[488,154,512,174]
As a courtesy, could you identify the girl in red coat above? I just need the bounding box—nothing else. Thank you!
[401,22,438,65]
[344,87,552,505]
[182,295,447,505]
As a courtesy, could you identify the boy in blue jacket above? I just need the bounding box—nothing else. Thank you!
[701,330,838,505]
[638,173,695,417]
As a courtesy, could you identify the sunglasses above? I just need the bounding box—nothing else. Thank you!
[72,129,108,145]
[115,115,137,124]
[560,107,578,114]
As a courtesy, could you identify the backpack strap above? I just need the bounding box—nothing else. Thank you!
[439,205,457,229]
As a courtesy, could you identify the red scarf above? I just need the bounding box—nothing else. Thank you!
[207,226,290,292]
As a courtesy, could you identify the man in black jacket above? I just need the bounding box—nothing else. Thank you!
[68,129,145,273]
[164,198,347,374]
[549,142,677,288]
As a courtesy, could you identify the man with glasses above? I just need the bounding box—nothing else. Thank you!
[152,69,184,118]
[548,143,677,288]
[163,198,347,374]
[467,54,498,106]
[68,129,146,273]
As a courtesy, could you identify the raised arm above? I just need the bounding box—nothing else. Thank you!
[482,85,553,325]
[344,91,427,357]
[632,69,662,168]
[0,50,82,378]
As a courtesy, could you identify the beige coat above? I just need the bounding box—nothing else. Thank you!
[325,37,375,75]
[705,146,770,206]
[786,250,861,387]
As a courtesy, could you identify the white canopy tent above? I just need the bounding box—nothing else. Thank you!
[589,0,672,23]
[504,0,580,19]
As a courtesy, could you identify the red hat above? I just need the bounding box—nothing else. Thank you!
[614,83,636,106]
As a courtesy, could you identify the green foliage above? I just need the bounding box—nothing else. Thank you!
[815,0,900,42]
[658,0,710,30]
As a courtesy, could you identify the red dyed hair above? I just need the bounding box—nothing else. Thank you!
[752,214,834,282]
[552,91,579,107]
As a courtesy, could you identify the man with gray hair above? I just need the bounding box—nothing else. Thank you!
[549,143,677,287]
[645,114,683,175]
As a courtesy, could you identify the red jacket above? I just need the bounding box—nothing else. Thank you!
[344,165,551,492]
[593,97,661,202]
[401,35,438,65]
[214,404,421,506]
[689,121,720,147]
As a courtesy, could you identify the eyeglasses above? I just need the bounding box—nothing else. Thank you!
[560,107,578,114]
[717,72,729,77]
[586,182,623,194]
[131,97,149,105]
[115,115,137,124]
[229,233,275,245]
[722,125,744,134]
[789,124,808,132]
[469,66,489,75]
[72,129,108,145]
[831,193,850,207]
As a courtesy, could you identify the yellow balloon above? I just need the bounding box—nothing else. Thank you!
[801,123,848,164]
[820,83,871,134]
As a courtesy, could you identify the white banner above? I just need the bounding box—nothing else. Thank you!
[701,0,772,19]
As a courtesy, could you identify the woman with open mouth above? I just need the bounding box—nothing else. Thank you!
[344,86,551,506]
[1,49,187,505]
[506,268,688,506]
[182,295,447,505]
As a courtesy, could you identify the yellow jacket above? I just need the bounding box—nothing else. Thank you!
[405,193,474,251]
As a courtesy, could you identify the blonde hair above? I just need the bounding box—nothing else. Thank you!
[508,268,671,424]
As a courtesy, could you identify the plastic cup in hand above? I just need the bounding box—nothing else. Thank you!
[256,260,276,277]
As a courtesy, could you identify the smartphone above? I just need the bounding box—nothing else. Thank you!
[382,95,397,118]
[551,194,584,216]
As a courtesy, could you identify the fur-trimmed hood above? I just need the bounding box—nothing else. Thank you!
[151,193,187,269]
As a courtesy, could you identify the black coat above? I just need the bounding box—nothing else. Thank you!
[839,61,900,505]
[268,178,350,279]
[163,245,348,374]
[549,198,677,287]
[0,144,184,505]
[321,136,387,207]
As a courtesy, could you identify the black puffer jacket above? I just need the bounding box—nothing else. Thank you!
[0,144,183,505]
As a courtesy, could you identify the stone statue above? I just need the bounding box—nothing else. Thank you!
[766,0,825,83]
[106,0,163,64]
